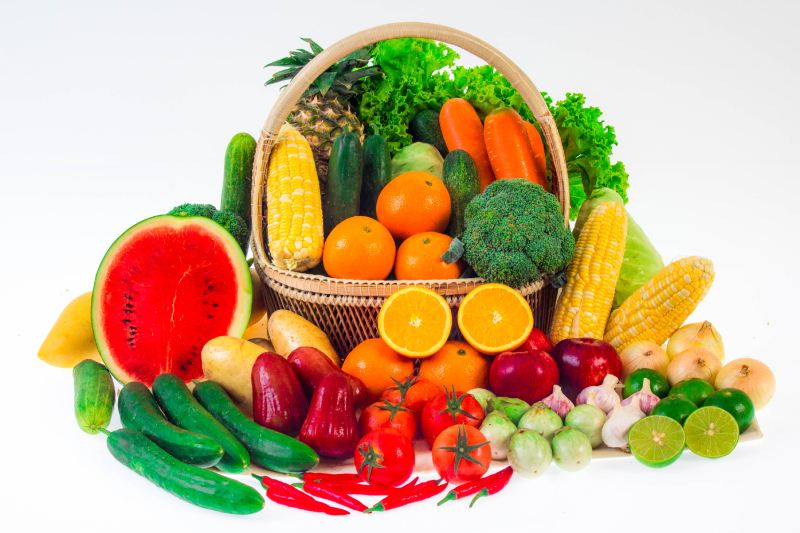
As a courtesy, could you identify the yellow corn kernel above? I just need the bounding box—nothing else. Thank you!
[550,202,628,344]
[266,124,324,272]
[603,256,715,352]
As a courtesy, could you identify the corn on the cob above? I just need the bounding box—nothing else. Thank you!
[550,202,628,344]
[266,123,324,272]
[603,256,715,352]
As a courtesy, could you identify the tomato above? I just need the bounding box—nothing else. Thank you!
[358,399,416,441]
[432,424,491,483]
[354,428,415,487]
[421,387,485,445]
[381,374,441,422]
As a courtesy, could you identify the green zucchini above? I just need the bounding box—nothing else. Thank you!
[152,373,250,474]
[221,132,257,239]
[324,132,362,235]
[73,360,115,435]
[104,428,263,515]
[410,109,448,156]
[118,382,224,468]
[359,134,392,219]
[193,380,319,473]
[443,149,481,238]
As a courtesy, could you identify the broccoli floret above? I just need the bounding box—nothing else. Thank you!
[168,203,218,219]
[211,211,249,252]
[462,179,574,288]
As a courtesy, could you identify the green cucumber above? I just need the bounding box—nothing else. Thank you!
[104,428,263,515]
[410,109,448,156]
[119,382,224,468]
[359,134,392,219]
[443,149,481,238]
[221,132,257,239]
[73,360,115,435]
[193,380,319,473]
[324,132,362,235]
[152,373,250,474]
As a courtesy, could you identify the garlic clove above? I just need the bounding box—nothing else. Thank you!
[542,385,575,419]
[621,378,660,415]
[602,394,646,450]
[576,374,622,415]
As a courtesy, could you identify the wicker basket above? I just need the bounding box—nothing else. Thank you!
[251,22,570,358]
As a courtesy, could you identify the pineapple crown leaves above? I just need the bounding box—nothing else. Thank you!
[375,398,414,424]
[264,37,382,103]
[434,424,489,478]
[356,442,386,483]
[436,385,480,424]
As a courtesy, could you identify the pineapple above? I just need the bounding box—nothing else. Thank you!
[265,38,381,197]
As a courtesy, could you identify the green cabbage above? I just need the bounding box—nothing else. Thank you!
[390,142,444,180]
[573,188,664,308]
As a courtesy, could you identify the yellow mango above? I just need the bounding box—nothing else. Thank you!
[38,292,102,368]
[248,268,268,328]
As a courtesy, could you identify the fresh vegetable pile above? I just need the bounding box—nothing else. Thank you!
[37,34,779,518]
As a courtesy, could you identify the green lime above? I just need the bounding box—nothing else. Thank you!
[628,415,685,468]
[623,369,670,399]
[651,394,698,425]
[684,406,739,458]
[704,388,755,434]
[670,378,715,406]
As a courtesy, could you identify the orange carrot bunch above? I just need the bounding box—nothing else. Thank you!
[484,107,548,190]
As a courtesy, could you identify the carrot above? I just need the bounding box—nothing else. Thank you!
[439,98,495,191]
[483,107,547,190]
[523,121,548,191]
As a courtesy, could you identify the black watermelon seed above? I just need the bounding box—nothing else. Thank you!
[122,319,131,324]
[212,303,218,308]
[124,294,132,300]
[125,303,133,309]
[207,315,213,319]
[208,286,214,290]
[124,310,132,314]
[180,365,187,372]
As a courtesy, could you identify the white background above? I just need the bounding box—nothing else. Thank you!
[3,0,798,531]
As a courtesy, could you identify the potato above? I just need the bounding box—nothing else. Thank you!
[201,336,272,413]
[267,310,340,367]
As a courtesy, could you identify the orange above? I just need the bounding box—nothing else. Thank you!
[419,340,490,393]
[322,216,396,280]
[457,283,534,355]
[341,338,415,403]
[376,172,451,240]
[394,232,467,281]
[378,286,452,358]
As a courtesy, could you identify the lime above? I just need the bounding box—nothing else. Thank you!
[651,394,698,425]
[623,369,670,399]
[628,416,685,468]
[684,406,739,458]
[670,378,715,406]
[704,388,755,434]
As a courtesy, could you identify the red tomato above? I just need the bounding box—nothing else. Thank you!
[358,399,416,441]
[381,374,440,419]
[432,424,491,483]
[354,429,415,487]
[421,387,485,446]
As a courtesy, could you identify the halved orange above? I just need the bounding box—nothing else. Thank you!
[457,283,534,355]
[378,286,452,358]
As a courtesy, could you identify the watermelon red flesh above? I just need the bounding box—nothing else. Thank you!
[92,216,251,386]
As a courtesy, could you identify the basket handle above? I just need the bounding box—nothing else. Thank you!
[251,22,570,267]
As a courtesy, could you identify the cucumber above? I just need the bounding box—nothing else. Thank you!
[73,360,115,435]
[443,149,481,238]
[193,380,319,473]
[152,373,250,474]
[323,132,362,235]
[118,382,224,468]
[104,428,263,515]
[221,132,257,240]
[359,134,392,219]
[410,109,448,156]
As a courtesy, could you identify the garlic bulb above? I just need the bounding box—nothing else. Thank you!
[542,385,574,419]
[667,321,725,362]
[576,374,621,415]
[621,378,659,415]
[715,358,776,410]
[666,347,722,387]
[601,394,646,449]
[620,341,670,379]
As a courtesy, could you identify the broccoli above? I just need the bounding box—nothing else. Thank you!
[167,203,248,253]
[462,179,574,289]
[168,203,218,218]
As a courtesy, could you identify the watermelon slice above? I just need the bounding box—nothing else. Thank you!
[92,215,251,386]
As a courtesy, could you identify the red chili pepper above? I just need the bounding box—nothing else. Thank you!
[437,467,512,506]
[469,466,513,507]
[314,480,398,496]
[399,476,419,490]
[253,474,315,503]
[265,488,349,515]
[299,472,360,483]
[365,480,447,513]
[298,481,368,512]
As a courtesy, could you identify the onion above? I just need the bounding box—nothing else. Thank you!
[715,358,776,410]
[666,321,725,362]
[619,341,669,379]
[666,347,722,387]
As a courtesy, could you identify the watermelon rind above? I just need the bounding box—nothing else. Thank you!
[91,215,252,385]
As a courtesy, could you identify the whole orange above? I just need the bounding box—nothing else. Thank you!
[419,340,490,393]
[376,172,451,240]
[341,338,415,403]
[395,232,467,281]
[322,216,396,280]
